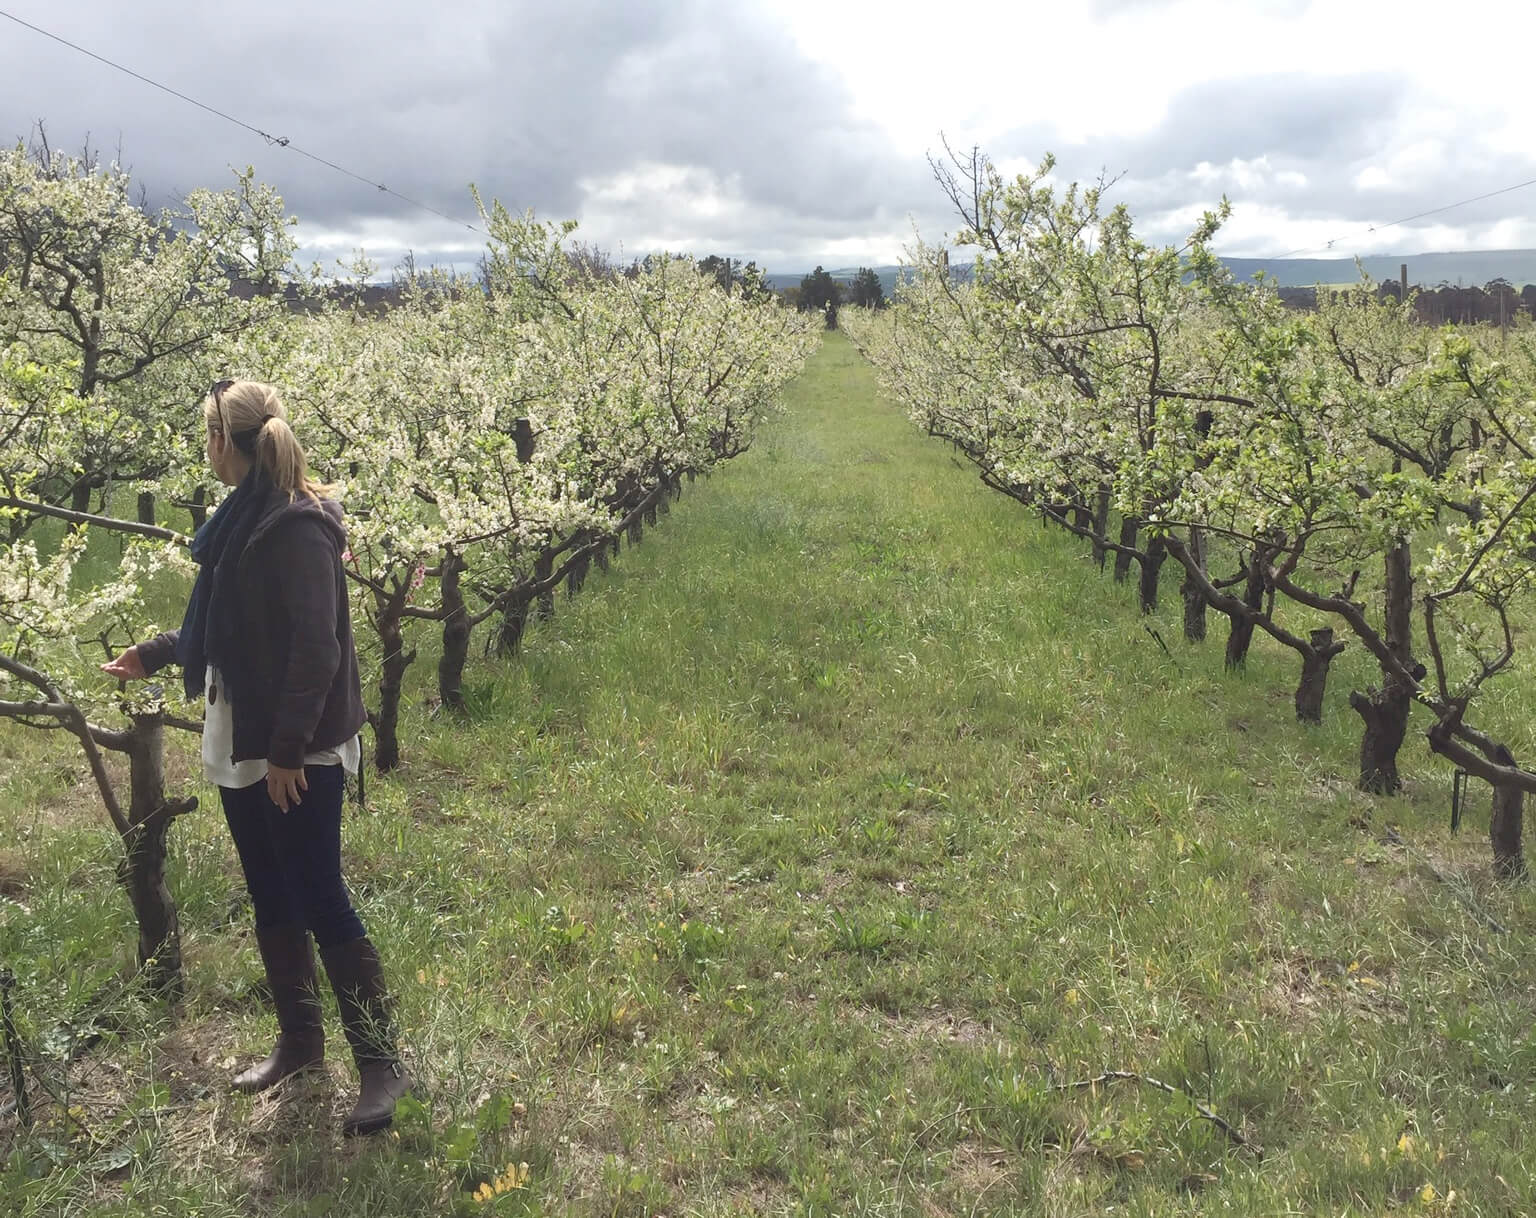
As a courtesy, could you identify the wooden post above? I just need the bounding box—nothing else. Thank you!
[1400,262,1408,301]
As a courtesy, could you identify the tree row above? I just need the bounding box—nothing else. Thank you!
[842,148,1536,878]
[0,143,819,990]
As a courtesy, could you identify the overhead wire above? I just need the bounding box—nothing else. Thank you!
[0,7,487,237]
[1263,176,1536,261]
[7,7,1534,267]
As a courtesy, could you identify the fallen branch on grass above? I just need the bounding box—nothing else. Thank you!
[1049,1070,1258,1154]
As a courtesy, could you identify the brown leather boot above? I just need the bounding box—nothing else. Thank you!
[232,925,325,1093]
[319,937,411,1136]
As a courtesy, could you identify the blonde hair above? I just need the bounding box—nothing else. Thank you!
[203,380,331,500]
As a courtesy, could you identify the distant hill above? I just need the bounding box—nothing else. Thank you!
[1216,250,1536,289]
[766,252,1536,298]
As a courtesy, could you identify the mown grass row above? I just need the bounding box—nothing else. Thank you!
[1,332,1534,1215]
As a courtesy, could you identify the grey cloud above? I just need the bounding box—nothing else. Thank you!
[2,0,920,272]
[4,6,1526,270]
[986,72,1408,182]
[1125,73,1406,172]
[979,70,1536,255]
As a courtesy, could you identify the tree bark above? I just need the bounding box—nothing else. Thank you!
[374,610,412,772]
[496,591,531,657]
[1114,517,1138,583]
[1137,533,1166,615]
[188,485,208,531]
[1180,527,1207,642]
[1091,487,1112,570]
[1224,550,1265,670]
[535,548,555,622]
[1491,784,1525,878]
[437,551,470,714]
[1349,687,1409,794]
[1294,628,1339,724]
[121,713,189,997]
[566,548,590,599]
[1352,540,1414,794]
[1490,744,1525,879]
[136,491,156,525]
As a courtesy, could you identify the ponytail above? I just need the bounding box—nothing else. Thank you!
[253,415,322,499]
[204,380,331,500]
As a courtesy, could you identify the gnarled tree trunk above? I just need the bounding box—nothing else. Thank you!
[566,549,590,599]
[1114,517,1138,583]
[373,608,413,772]
[1224,550,1265,670]
[1091,486,1112,570]
[121,712,195,997]
[1137,533,1166,615]
[1180,527,1207,642]
[188,485,208,531]
[1352,540,1414,794]
[1490,744,1525,879]
[535,549,555,622]
[496,590,532,657]
[1294,628,1342,724]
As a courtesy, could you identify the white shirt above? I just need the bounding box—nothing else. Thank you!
[201,665,360,789]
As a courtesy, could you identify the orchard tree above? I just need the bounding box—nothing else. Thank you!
[0,141,300,526]
[858,141,1536,872]
[737,261,771,303]
[0,518,201,994]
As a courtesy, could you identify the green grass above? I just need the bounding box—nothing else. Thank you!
[4,332,1536,1214]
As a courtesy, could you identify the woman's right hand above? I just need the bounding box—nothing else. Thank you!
[101,647,148,681]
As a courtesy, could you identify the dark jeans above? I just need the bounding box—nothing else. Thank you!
[220,764,366,949]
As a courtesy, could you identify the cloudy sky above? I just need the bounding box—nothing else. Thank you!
[2,0,1532,275]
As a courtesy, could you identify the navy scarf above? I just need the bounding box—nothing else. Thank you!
[175,467,273,701]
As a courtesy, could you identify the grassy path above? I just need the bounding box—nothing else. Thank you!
[5,333,1536,1215]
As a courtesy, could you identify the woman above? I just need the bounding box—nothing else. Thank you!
[103,379,409,1136]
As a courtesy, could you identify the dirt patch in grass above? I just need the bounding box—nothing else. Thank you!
[0,848,31,897]
[1263,951,1405,1024]
[944,1139,1017,1207]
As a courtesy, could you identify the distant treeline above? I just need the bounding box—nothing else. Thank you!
[1280,279,1535,325]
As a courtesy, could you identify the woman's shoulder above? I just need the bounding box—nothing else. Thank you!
[248,494,347,555]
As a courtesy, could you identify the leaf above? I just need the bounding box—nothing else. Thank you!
[86,1143,135,1175]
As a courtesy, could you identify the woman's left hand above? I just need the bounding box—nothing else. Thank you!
[267,764,307,812]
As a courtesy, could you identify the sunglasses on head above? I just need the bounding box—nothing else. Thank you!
[208,379,234,434]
